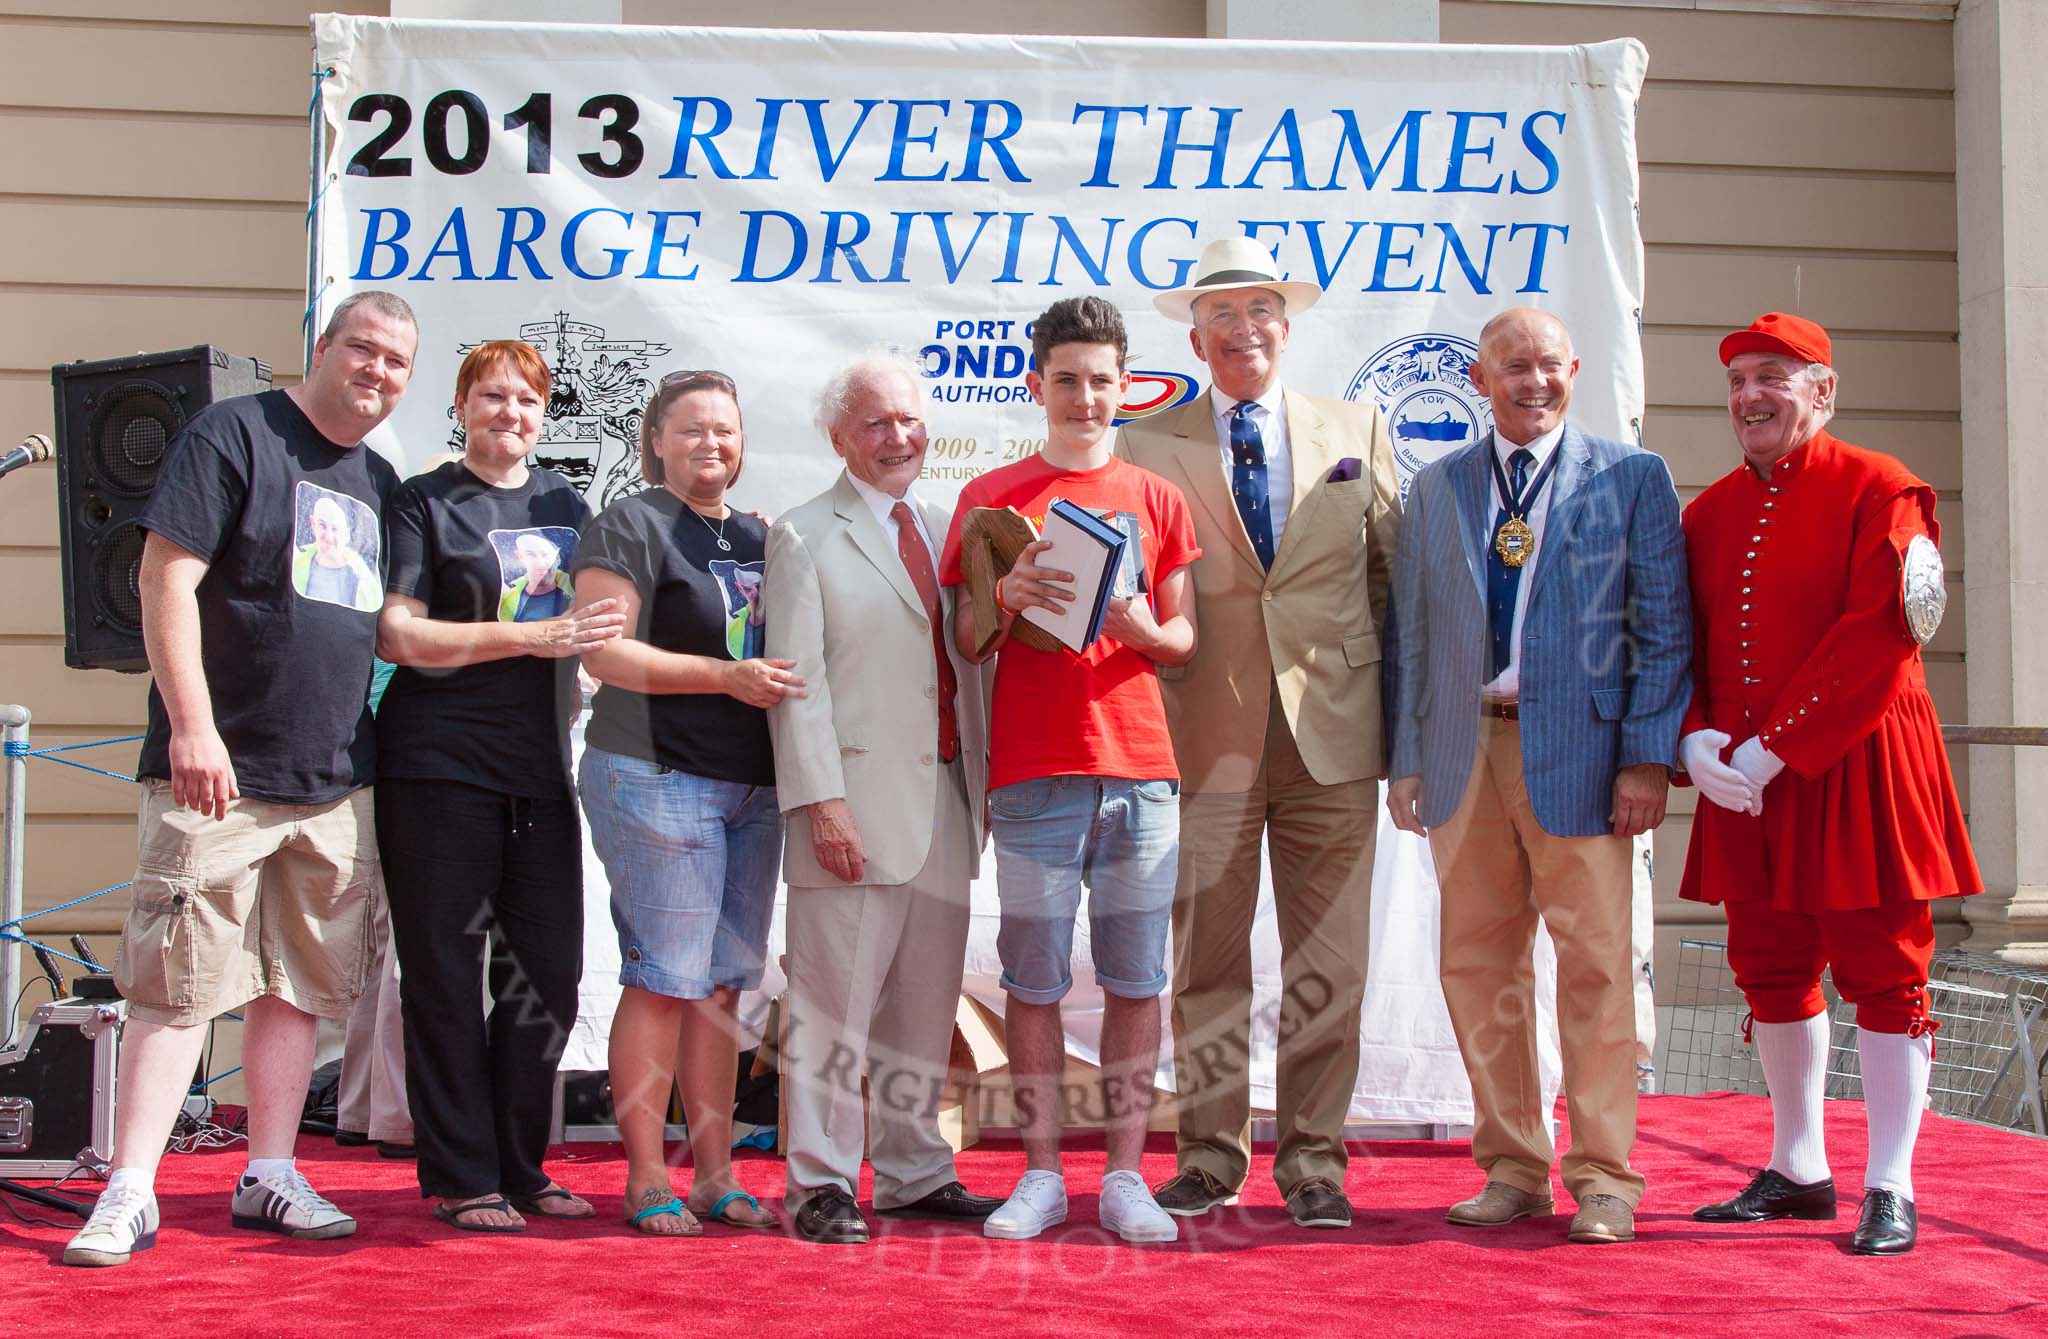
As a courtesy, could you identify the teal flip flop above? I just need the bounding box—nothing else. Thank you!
[626,1195,700,1236]
[702,1189,775,1229]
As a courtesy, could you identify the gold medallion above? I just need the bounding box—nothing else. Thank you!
[1494,515,1534,568]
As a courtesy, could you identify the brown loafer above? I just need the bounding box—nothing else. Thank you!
[1286,1176,1352,1229]
[1152,1167,1239,1218]
[1567,1193,1636,1244]
[1446,1181,1555,1227]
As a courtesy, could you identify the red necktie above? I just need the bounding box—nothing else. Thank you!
[891,501,959,763]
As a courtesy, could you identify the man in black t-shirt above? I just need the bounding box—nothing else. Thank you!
[64,291,418,1269]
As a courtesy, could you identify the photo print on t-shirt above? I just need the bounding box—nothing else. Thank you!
[709,558,766,660]
[290,480,381,612]
[490,525,581,623]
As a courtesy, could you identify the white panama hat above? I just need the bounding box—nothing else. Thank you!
[1153,236,1323,323]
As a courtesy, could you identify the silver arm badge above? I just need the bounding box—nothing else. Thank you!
[1902,533,1945,646]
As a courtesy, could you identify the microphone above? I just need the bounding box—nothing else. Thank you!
[0,433,52,481]
[31,942,66,999]
[70,935,107,973]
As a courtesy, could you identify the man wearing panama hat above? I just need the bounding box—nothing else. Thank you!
[1116,236,1400,1228]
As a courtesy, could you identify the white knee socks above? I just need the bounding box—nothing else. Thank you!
[1754,1014,1832,1185]
[1857,1029,1932,1199]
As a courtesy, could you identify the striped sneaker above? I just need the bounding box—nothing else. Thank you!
[230,1168,356,1240]
[62,1185,160,1267]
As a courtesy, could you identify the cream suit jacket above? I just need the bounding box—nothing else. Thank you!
[1116,387,1400,793]
[764,471,993,887]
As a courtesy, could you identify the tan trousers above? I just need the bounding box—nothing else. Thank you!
[337,879,412,1142]
[783,762,973,1211]
[1171,681,1377,1194]
[1429,716,1644,1206]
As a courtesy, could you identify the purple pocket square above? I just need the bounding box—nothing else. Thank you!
[1326,457,1364,484]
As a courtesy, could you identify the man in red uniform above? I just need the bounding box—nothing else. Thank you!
[1679,312,1980,1256]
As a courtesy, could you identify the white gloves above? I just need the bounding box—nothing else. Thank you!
[1680,729,1757,815]
[1730,736,1786,795]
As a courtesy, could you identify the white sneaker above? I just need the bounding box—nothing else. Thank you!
[983,1170,1067,1240]
[230,1167,356,1240]
[63,1185,160,1267]
[1099,1169,1178,1243]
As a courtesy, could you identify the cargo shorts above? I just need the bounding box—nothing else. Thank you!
[114,780,378,1026]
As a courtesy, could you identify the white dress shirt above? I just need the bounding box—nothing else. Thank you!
[1483,421,1567,699]
[1208,383,1294,550]
[847,471,937,562]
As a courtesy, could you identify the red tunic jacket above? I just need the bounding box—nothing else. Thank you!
[1678,431,1980,912]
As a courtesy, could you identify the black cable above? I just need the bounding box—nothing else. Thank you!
[0,1190,76,1229]
[4,974,60,1049]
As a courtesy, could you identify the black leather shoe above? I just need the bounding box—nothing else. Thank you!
[1287,1176,1353,1229]
[1693,1169,1837,1223]
[333,1129,370,1148]
[1850,1189,1916,1255]
[877,1180,1002,1221]
[375,1140,417,1160]
[794,1186,869,1244]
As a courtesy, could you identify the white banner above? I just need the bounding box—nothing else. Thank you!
[313,17,1650,1122]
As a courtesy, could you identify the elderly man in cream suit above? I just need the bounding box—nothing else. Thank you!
[1116,237,1401,1229]
[765,353,1002,1245]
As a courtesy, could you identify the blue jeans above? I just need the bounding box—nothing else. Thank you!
[578,746,782,999]
[989,774,1178,1005]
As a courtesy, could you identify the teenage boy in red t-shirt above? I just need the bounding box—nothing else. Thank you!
[938,295,1200,1243]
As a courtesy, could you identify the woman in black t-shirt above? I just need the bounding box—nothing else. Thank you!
[574,370,802,1235]
[374,340,626,1234]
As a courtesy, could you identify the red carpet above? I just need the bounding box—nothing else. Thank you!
[2,1094,2041,1338]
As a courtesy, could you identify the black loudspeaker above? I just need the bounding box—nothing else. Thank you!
[50,346,271,672]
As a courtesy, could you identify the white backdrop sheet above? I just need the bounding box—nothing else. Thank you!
[313,18,1651,1123]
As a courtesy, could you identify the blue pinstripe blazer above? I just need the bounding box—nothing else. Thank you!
[1387,425,1691,837]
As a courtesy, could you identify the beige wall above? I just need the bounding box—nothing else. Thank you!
[1440,1,1966,965]
[0,5,379,988]
[0,2,1967,1018]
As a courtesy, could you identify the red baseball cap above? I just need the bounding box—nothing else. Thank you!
[1719,312,1831,366]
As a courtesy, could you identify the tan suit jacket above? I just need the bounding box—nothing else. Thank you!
[1117,387,1400,793]
[764,471,992,887]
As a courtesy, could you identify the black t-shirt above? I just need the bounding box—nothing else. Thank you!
[573,488,773,786]
[375,461,593,797]
[136,389,399,803]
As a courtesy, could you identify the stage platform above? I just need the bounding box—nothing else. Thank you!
[2,1094,2040,1338]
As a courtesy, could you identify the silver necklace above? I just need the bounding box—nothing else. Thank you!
[691,503,732,551]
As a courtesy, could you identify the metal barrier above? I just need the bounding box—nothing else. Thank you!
[0,706,140,1045]
[1661,937,2048,1138]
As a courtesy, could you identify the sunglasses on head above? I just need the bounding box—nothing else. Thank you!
[659,368,739,398]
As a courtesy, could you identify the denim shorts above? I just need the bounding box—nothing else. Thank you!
[989,774,1179,1005]
[578,745,783,999]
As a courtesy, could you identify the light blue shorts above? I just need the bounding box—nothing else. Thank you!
[990,774,1178,1006]
[578,746,782,999]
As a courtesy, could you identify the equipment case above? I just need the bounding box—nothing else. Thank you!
[0,997,122,1178]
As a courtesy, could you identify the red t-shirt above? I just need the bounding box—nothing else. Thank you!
[939,453,1200,789]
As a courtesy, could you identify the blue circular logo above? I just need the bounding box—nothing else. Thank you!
[1347,334,1492,493]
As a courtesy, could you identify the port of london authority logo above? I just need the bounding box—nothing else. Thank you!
[1115,371,1200,426]
[449,313,673,508]
[1347,333,1492,495]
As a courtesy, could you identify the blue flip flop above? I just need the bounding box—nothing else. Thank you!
[702,1190,775,1229]
[626,1195,700,1236]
